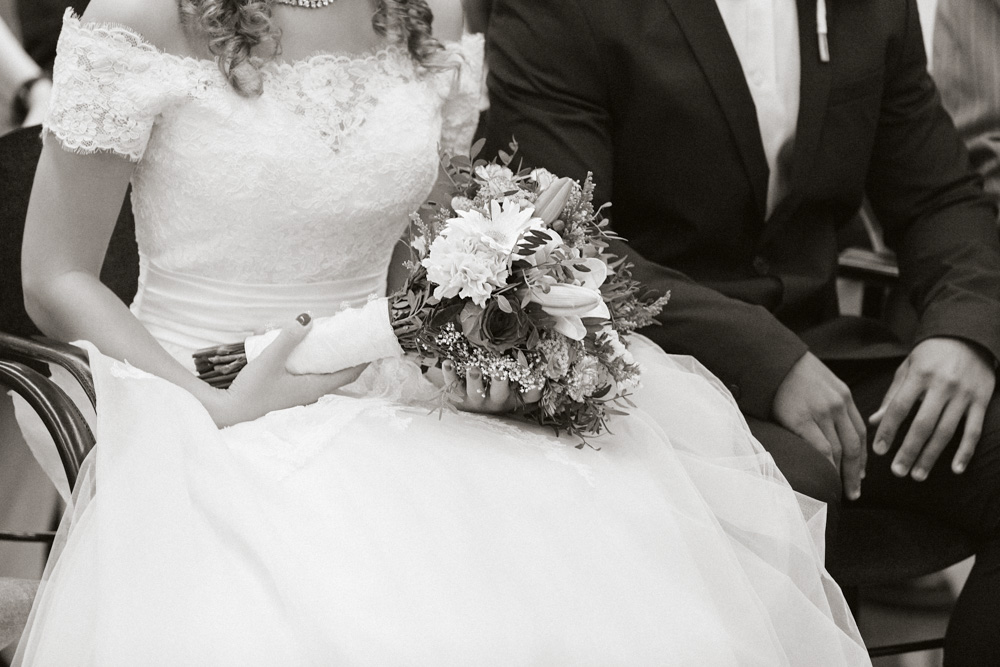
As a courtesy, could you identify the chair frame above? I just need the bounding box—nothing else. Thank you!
[0,333,95,546]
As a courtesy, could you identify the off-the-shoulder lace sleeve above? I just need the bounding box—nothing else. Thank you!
[437,32,488,156]
[43,10,185,162]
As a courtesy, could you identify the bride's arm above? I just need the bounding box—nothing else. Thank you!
[22,146,203,394]
[22,145,361,426]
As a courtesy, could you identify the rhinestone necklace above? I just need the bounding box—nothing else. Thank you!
[273,0,335,7]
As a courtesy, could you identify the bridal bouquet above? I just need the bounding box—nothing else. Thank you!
[195,141,668,442]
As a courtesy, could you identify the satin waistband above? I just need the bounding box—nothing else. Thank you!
[131,259,387,356]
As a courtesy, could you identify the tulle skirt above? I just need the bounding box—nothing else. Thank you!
[13,337,870,666]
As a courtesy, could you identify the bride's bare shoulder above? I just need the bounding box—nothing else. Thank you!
[426,0,465,43]
[80,0,190,55]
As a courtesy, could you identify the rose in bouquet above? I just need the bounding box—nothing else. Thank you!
[195,141,668,443]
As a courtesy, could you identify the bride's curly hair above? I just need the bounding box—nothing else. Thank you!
[178,0,444,97]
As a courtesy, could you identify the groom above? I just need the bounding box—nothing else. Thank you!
[484,0,1000,661]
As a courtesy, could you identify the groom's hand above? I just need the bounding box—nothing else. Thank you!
[772,352,868,501]
[870,337,996,480]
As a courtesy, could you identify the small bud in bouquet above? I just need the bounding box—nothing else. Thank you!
[193,140,669,445]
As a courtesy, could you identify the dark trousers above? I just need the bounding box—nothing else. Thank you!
[749,358,1000,666]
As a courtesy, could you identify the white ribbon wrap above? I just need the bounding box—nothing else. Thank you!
[245,297,402,374]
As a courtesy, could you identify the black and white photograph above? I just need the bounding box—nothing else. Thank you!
[1,0,999,664]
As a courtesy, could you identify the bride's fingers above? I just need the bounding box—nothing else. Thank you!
[487,378,511,410]
[310,363,367,393]
[250,314,312,373]
[439,363,526,413]
[520,386,543,405]
[273,364,368,409]
[465,367,487,408]
[441,361,464,395]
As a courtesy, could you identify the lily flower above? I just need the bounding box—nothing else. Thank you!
[568,257,608,290]
[530,283,610,340]
[532,177,575,224]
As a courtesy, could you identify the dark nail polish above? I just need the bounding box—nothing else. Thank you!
[297,313,311,326]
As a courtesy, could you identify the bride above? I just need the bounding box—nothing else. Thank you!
[14,0,871,664]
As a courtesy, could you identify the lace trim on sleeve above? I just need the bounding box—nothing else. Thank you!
[438,32,487,156]
[43,10,182,162]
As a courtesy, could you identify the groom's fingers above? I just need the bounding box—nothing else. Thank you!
[847,401,868,479]
[816,418,843,471]
[836,404,866,500]
[796,421,836,468]
[795,421,852,496]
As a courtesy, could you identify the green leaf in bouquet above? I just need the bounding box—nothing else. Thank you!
[592,384,612,399]
[495,295,513,314]
[450,154,473,171]
[469,137,486,160]
[522,229,552,244]
[525,327,541,349]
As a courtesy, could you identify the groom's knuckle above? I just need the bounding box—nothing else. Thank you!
[883,403,904,426]
[938,374,960,392]
[912,414,935,435]
[834,381,851,400]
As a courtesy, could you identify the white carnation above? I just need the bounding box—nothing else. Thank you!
[423,234,510,306]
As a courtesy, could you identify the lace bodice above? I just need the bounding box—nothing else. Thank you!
[45,10,485,287]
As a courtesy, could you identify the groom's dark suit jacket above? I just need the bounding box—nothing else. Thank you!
[484,0,1000,420]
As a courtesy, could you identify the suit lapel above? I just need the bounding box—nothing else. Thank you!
[661,0,769,221]
[761,0,834,244]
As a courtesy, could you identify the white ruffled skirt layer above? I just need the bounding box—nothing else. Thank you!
[14,334,870,666]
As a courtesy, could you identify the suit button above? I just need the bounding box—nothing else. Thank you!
[727,383,741,400]
[752,255,770,276]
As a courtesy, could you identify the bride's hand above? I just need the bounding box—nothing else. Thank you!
[206,314,366,427]
[441,360,543,415]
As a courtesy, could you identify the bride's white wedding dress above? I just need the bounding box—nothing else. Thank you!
[14,11,871,666]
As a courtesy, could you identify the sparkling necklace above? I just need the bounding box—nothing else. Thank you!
[273,0,335,7]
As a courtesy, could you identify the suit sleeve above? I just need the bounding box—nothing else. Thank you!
[934,0,1000,208]
[867,0,1000,363]
[484,0,809,418]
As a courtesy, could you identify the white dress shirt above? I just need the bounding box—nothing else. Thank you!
[715,0,801,217]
